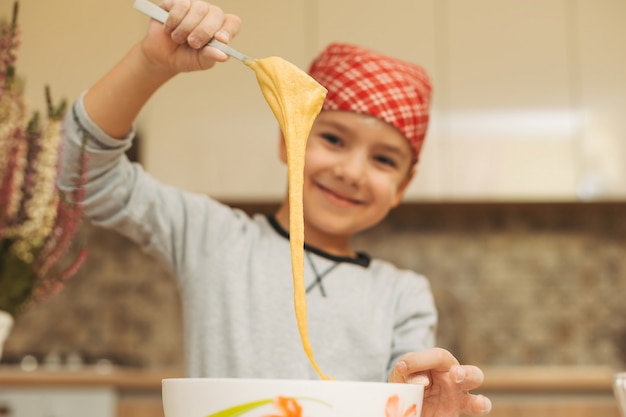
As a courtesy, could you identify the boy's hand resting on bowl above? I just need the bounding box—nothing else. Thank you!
[388,348,492,416]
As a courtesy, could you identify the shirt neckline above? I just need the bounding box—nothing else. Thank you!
[266,215,371,268]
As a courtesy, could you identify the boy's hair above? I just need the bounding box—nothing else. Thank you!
[308,42,432,165]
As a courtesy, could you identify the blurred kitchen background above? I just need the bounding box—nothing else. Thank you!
[4,202,626,369]
[1,0,625,416]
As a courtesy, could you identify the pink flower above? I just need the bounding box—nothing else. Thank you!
[0,2,87,317]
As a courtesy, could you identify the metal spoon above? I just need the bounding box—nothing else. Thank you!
[133,0,252,62]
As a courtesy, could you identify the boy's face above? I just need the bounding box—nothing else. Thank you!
[281,110,415,245]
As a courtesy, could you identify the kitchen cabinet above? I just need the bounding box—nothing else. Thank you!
[574,0,626,199]
[431,0,578,201]
[313,0,626,201]
[0,387,116,417]
[13,0,626,201]
[312,0,581,201]
[0,367,181,417]
[312,0,583,200]
[205,0,624,201]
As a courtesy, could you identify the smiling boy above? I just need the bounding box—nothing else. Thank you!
[58,1,491,415]
[275,42,427,257]
[281,110,414,255]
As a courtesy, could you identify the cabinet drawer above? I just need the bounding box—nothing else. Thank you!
[0,387,116,417]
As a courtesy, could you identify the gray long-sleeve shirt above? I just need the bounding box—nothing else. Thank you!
[59,94,437,381]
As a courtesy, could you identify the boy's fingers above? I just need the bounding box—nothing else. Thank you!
[188,5,225,48]
[388,360,430,384]
[398,347,460,375]
[451,364,485,390]
[203,14,242,62]
[171,1,217,46]
[214,13,242,43]
[452,365,491,415]
[463,394,492,415]
[163,0,192,32]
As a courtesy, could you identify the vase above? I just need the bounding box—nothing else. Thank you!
[0,310,14,361]
[615,372,626,417]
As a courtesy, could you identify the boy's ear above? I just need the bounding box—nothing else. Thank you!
[391,166,417,208]
[278,133,287,164]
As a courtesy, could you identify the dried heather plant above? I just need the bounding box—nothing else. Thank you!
[0,1,88,317]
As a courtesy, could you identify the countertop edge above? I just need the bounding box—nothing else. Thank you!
[0,367,183,390]
[480,366,618,392]
[0,366,619,392]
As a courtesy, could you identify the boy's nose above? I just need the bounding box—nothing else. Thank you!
[334,152,367,185]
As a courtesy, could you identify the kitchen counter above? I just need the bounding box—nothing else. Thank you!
[479,366,621,417]
[0,366,621,417]
[0,366,183,389]
[0,365,617,391]
[481,365,617,392]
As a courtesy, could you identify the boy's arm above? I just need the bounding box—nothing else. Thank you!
[83,40,173,139]
[58,0,244,273]
[84,0,241,138]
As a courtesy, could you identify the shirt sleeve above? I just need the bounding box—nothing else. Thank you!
[57,92,243,280]
[387,271,438,376]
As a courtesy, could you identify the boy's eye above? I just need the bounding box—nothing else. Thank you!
[321,133,342,146]
[374,154,398,168]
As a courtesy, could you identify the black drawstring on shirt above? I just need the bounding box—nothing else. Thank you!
[305,250,339,297]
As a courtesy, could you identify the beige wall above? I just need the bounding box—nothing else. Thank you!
[9,0,626,201]
[11,0,145,115]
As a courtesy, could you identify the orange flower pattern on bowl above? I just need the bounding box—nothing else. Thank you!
[204,394,416,417]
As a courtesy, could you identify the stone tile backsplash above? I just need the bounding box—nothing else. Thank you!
[3,202,626,369]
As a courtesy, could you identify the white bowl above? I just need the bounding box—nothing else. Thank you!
[162,378,424,417]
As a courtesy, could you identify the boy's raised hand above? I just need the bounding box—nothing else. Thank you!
[388,348,492,417]
[83,0,241,138]
[140,0,242,76]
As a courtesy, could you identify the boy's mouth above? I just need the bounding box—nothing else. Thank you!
[316,183,364,206]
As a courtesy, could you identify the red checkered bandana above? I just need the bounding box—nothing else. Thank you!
[308,43,432,164]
